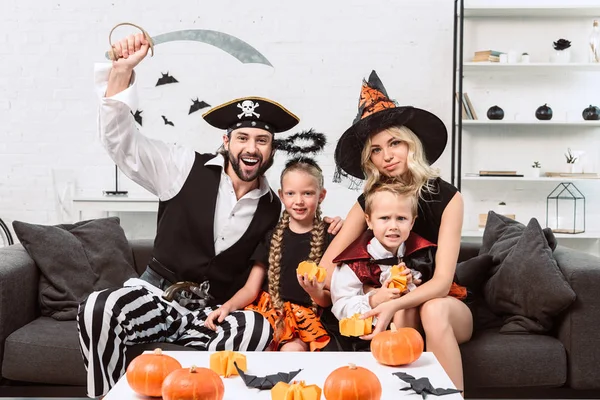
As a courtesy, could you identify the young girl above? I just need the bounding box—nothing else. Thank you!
[205,157,335,351]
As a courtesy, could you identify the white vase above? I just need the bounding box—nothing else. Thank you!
[531,168,541,178]
[553,49,571,63]
[566,163,575,173]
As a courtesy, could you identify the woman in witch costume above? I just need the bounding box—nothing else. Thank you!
[320,71,472,391]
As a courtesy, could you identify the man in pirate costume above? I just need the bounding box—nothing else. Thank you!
[78,34,307,398]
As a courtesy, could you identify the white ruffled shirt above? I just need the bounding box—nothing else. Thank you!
[331,237,415,322]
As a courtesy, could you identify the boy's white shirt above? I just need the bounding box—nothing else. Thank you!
[331,237,409,322]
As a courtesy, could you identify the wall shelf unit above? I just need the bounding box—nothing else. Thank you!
[460,120,600,128]
[452,0,600,240]
[462,5,600,19]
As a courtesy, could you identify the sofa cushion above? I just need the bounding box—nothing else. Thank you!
[461,329,567,389]
[455,254,496,293]
[479,212,557,272]
[484,218,576,334]
[2,317,86,385]
[12,217,138,320]
[2,317,192,386]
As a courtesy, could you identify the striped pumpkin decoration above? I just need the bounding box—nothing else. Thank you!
[370,324,424,366]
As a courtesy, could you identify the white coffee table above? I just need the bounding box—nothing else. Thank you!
[104,351,461,399]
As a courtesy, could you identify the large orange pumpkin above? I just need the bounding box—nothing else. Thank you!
[162,365,224,400]
[125,348,182,397]
[370,323,424,366]
[323,363,381,400]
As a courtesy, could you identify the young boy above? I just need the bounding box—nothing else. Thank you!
[330,182,436,338]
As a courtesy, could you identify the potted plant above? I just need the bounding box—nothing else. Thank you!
[531,161,541,177]
[552,39,571,63]
[565,148,578,173]
[521,52,530,63]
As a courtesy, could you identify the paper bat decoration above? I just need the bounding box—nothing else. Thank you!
[339,313,373,337]
[156,72,179,86]
[393,372,462,398]
[130,109,143,126]
[209,350,246,377]
[234,361,302,390]
[161,115,175,126]
[296,261,326,283]
[271,380,322,400]
[189,98,211,114]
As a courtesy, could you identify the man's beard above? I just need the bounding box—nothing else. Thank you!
[228,150,273,182]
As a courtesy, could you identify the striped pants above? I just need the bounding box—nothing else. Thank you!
[77,285,273,398]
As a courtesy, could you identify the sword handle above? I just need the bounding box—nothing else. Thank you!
[107,22,155,61]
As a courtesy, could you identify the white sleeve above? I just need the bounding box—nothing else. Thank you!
[94,63,195,201]
[330,264,373,320]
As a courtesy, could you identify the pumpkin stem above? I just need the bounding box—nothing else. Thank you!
[153,348,163,355]
[390,322,397,332]
[348,363,357,370]
[190,365,197,373]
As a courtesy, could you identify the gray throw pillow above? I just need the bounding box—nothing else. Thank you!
[483,218,576,334]
[480,211,557,273]
[12,217,138,321]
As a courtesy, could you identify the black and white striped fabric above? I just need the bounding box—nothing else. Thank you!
[77,285,273,398]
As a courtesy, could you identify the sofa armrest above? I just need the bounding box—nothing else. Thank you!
[0,244,39,374]
[554,245,600,390]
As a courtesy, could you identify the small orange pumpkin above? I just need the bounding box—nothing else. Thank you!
[323,363,381,400]
[370,323,424,366]
[125,348,182,397]
[162,365,224,400]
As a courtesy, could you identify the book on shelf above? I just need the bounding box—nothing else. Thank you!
[472,55,500,62]
[455,92,471,120]
[464,93,477,119]
[455,92,477,120]
[479,171,520,176]
[472,50,503,62]
[475,50,503,57]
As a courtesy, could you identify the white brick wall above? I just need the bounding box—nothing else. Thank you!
[4,0,598,255]
[0,0,454,238]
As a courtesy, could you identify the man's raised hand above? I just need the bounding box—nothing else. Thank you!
[111,33,150,71]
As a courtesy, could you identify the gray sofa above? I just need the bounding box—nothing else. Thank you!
[0,239,599,398]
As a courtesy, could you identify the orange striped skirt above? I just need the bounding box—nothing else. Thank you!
[245,292,330,352]
[449,282,468,300]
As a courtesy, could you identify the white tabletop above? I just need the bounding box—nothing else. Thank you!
[104,351,461,400]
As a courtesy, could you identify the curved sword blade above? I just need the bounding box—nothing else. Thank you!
[105,29,272,67]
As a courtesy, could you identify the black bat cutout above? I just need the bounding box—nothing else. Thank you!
[189,98,211,115]
[156,72,179,86]
[233,361,302,390]
[130,109,143,126]
[393,372,462,399]
[161,115,175,126]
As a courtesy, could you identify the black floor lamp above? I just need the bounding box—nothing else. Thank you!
[103,165,128,196]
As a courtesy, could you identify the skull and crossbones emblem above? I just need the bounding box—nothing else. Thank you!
[237,100,260,119]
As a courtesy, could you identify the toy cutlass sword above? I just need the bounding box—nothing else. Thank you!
[105,22,273,66]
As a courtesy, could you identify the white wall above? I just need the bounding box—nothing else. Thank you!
[2,0,599,255]
[0,0,454,234]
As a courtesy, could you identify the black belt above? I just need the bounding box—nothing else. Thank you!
[147,257,214,310]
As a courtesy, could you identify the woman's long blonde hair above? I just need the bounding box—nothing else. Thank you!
[361,125,439,198]
[267,159,326,321]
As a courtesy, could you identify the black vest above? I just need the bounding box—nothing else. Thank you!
[151,152,281,305]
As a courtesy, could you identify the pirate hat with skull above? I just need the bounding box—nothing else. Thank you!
[203,96,299,134]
